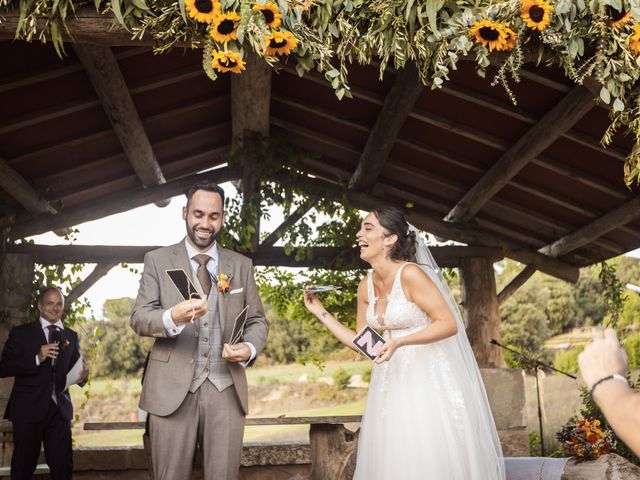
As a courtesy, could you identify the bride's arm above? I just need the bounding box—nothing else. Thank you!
[375,264,458,363]
[303,277,368,351]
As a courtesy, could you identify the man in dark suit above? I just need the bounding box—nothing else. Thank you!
[0,286,89,480]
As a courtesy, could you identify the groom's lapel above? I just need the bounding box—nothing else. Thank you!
[217,246,233,338]
[172,239,195,285]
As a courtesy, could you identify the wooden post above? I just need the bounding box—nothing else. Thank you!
[459,257,504,367]
[0,253,35,466]
[309,424,358,480]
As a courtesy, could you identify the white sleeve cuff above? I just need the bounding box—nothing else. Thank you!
[239,342,257,368]
[163,309,186,337]
[35,354,40,366]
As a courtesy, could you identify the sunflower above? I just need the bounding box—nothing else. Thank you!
[263,30,298,56]
[502,26,517,51]
[469,19,508,52]
[212,50,246,74]
[253,2,282,28]
[520,0,554,31]
[210,11,240,42]
[185,0,220,23]
[629,24,640,54]
[607,5,632,28]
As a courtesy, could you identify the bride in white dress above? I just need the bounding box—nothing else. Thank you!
[304,207,505,479]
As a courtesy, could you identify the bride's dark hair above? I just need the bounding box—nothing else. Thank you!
[371,207,417,262]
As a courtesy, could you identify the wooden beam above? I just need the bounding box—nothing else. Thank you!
[261,200,314,247]
[74,44,169,207]
[497,265,537,305]
[231,52,272,252]
[542,195,640,258]
[442,83,627,163]
[0,11,159,46]
[6,243,502,269]
[349,64,423,192]
[269,172,580,282]
[7,167,241,240]
[281,69,628,201]
[65,263,117,309]
[0,158,58,216]
[497,195,640,303]
[274,115,626,255]
[444,86,595,224]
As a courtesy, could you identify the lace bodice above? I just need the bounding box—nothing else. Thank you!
[366,263,430,334]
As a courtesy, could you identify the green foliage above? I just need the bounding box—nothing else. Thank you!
[553,346,584,375]
[529,430,542,457]
[599,261,627,329]
[332,367,350,390]
[82,298,153,378]
[623,332,640,370]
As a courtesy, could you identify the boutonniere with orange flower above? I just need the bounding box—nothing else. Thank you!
[211,272,233,294]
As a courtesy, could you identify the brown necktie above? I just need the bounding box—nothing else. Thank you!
[47,325,58,344]
[193,254,212,296]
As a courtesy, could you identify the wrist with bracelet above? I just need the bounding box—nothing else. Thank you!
[590,373,629,398]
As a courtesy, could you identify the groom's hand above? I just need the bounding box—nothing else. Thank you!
[171,297,208,325]
[222,343,251,363]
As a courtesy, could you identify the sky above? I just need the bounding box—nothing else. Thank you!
[28,183,640,319]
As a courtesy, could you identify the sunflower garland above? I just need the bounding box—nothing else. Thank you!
[263,30,298,56]
[212,50,246,73]
[607,6,632,29]
[185,0,220,24]
[629,24,640,54]
[469,19,509,51]
[520,0,554,31]
[253,2,282,29]
[210,11,240,42]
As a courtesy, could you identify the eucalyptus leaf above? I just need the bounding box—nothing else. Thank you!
[600,86,611,104]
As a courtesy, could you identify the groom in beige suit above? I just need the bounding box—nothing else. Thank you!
[130,181,268,480]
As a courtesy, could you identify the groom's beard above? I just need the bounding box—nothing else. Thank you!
[186,221,218,249]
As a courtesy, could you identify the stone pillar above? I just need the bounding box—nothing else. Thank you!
[0,253,34,465]
[459,257,504,368]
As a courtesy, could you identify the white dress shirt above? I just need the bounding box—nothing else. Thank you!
[35,317,64,366]
[162,239,256,364]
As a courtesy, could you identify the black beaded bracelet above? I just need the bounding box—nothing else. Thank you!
[589,373,629,397]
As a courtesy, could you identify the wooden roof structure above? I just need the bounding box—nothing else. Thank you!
[2,13,640,301]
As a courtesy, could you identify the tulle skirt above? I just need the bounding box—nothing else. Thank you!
[353,337,505,480]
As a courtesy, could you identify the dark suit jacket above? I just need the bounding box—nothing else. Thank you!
[0,321,81,423]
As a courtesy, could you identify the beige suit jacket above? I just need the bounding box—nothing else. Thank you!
[130,239,268,416]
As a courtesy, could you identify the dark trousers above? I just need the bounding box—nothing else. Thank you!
[11,400,72,480]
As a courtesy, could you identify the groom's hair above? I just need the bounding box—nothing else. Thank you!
[185,181,226,209]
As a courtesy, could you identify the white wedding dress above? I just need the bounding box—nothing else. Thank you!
[353,263,506,479]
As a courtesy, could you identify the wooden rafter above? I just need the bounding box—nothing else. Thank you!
[444,86,595,224]
[268,172,580,282]
[442,83,627,163]
[0,157,58,216]
[74,44,169,207]
[7,167,240,240]
[65,262,117,308]
[280,69,628,202]
[261,199,314,247]
[272,114,631,256]
[349,64,423,192]
[498,195,640,304]
[6,243,502,269]
[0,63,203,136]
[542,195,640,258]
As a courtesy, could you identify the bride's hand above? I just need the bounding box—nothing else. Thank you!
[303,291,327,318]
[374,339,399,364]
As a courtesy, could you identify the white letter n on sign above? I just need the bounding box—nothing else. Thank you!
[355,331,383,357]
